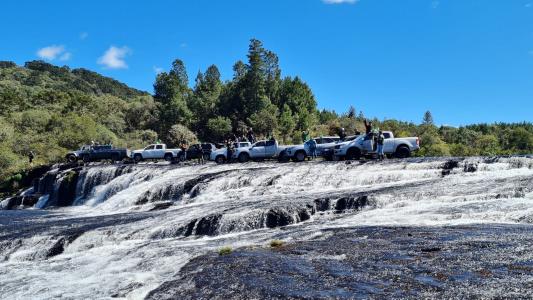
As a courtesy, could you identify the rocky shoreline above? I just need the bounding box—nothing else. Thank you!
[147,225,533,300]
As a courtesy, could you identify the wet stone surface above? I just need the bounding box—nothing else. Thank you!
[147,225,533,300]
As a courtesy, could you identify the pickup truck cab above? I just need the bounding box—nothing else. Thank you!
[232,139,288,163]
[210,142,251,164]
[66,145,130,163]
[284,136,341,162]
[131,144,182,163]
[333,131,419,160]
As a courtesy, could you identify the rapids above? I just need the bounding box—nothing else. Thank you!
[1,157,533,299]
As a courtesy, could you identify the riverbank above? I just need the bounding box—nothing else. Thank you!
[148,225,533,299]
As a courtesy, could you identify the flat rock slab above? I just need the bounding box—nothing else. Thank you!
[147,225,533,299]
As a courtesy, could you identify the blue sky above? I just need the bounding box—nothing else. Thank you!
[1,0,532,126]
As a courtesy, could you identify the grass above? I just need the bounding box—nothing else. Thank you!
[218,246,232,256]
[269,240,285,248]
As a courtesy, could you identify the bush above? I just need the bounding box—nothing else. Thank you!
[206,116,232,142]
[167,124,198,147]
[269,240,285,248]
[218,246,232,256]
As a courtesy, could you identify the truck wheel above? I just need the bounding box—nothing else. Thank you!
[67,154,77,163]
[346,148,361,160]
[164,153,173,162]
[295,150,306,162]
[278,151,290,162]
[134,154,143,163]
[215,155,225,164]
[238,153,250,163]
[395,146,410,159]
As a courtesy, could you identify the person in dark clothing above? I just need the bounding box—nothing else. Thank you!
[226,140,233,163]
[339,128,347,141]
[377,130,385,160]
[28,151,35,165]
[247,128,255,144]
[364,119,373,134]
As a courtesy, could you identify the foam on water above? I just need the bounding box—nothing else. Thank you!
[1,157,533,299]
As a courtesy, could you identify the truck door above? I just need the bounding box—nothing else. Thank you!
[154,144,165,158]
[383,133,395,153]
[250,141,265,158]
[144,145,156,159]
[362,134,374,153]
[265,140,276,157]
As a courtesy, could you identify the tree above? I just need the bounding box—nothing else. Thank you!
[153,59,192,136]
[248,104,278,137]
[189,65,222,140]
[167,124,198,147]
[422,110,434,126]
[206,116,232,142]
[278,104,296,143]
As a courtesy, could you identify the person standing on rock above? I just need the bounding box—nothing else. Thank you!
[339,128,347,141]
[226,140,233,163]
[377,130,385,160]
[28,151,35,165]
[309,138,317,160]
[302,130,310,143]
[364,119,373,135]
[247,128,255,144]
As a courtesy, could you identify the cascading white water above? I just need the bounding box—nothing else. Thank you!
[1,157,532,299]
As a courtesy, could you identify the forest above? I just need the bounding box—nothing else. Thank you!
[1,39,533,191]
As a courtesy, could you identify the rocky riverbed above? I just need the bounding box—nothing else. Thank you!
[1,157,532,299]
[148,225,533,300]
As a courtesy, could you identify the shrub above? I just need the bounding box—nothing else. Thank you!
[218,246,232,256]
[167,124,198,147]
[269,240,285,248]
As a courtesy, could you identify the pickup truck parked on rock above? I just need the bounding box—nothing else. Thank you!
[131,144,183,163]
[284,136,341,162]
[232,140,288,163]
[333,131,419,160]
[183,143,217,161]
[210,142,252,164]
[66,145,130,163]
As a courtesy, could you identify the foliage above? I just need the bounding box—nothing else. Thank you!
[218,246,232,256]
[2,41,533,192]
[269,240,285,248]
[167,124,198,147]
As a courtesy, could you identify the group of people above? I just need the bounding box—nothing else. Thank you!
[222,127,258,163]
[364,119,386,160]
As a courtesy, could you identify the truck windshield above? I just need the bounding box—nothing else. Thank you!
[145,145,155,150]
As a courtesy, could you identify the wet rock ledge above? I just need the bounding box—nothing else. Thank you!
[147,225,533,300]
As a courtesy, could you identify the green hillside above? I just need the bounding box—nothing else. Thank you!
[1,39,533,196]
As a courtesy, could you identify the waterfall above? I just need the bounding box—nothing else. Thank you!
[1,157,533,299]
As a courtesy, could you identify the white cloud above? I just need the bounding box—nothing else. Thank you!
[80,32,89,40]
[153,66,164,74]
[322,0,358,4]
[59,52,71,61]
[97,46,131,69]
[37,45,71,61]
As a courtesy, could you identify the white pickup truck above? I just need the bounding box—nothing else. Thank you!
[232,140,287,163]
[210,142,252,164]
[333,131,419,160]
[284,136,341,162]
[131,144,183,163]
